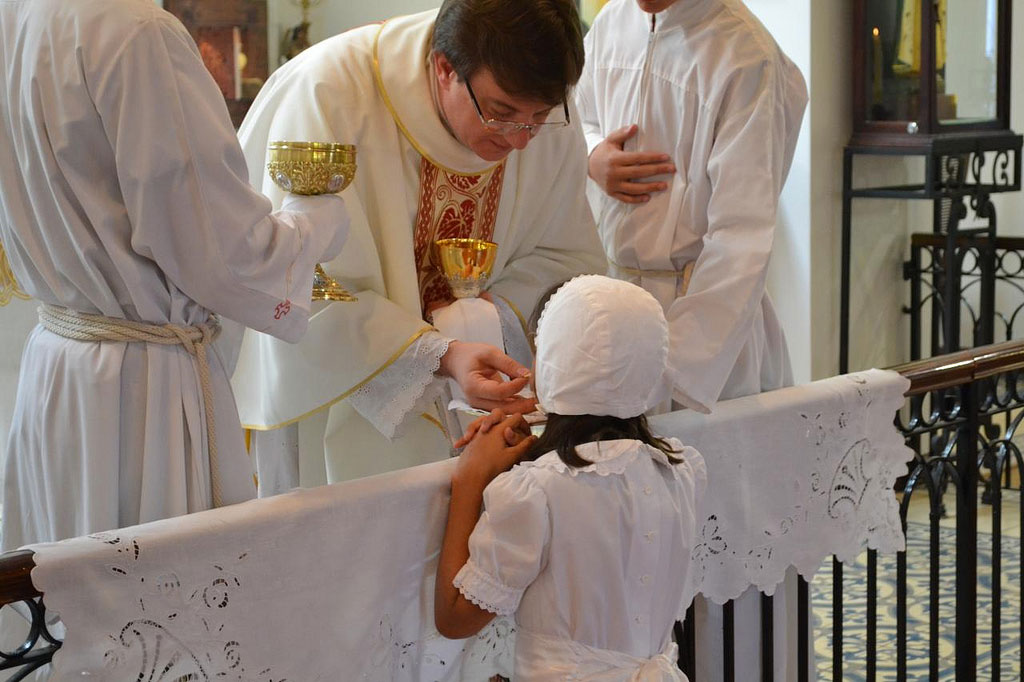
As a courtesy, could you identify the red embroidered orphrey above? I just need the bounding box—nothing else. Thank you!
[413,157,505,315]
[274,299,292,320]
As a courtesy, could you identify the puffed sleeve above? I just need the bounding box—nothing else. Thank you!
[671,441,708,509]
[452,467,550,616]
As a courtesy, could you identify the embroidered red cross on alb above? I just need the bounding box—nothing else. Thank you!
[274,299,292,320]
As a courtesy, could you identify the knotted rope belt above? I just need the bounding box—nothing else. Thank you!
[38,303,224,507]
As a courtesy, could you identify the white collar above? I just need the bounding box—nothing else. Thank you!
[645,0,722,32]
[373,11,500,175]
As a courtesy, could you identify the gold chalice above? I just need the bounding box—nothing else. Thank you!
[436,238,497,299]
[267,141,357,302]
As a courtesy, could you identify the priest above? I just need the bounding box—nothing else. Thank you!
[0,0,350,550]
[234,0,605,490]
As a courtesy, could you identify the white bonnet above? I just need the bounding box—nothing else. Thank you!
[534,275,669,418]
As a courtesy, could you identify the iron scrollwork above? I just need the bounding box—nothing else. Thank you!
[0,598,62,681]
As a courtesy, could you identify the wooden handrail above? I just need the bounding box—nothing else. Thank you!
[0,550,39,606]
[909,232,1024,251]
[890,339,1024,395]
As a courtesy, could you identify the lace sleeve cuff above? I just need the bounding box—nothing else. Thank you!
[452,560,523,617]
[348,331,451,439]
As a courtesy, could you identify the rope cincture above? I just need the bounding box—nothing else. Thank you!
[38,303,224,508]
[610,259,695,295]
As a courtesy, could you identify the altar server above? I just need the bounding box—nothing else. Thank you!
[576,0,807,412]
[436,275,706,681]
[0,0,349,551]
[575,1,808,679]
[234,0,605,489]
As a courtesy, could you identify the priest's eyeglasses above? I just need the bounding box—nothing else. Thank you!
[465,80,570,136]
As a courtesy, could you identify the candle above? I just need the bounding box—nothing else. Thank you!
[872,27,883,105]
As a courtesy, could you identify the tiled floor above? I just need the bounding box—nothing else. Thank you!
[813,452,1024,680]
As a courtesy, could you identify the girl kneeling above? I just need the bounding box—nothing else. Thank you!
[435,275,707,681]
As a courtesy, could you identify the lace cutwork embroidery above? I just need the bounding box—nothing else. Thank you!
[687,372,908,602]
[87,532,283,682]
[413,156,505,315]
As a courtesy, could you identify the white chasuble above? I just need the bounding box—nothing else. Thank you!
[233,11,605,485]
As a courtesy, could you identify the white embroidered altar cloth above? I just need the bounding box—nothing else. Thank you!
[27,369,912,680]
[650,368,912,604]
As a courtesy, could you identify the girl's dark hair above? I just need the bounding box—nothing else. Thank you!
[432,0,585,106]
[527,413,684,468]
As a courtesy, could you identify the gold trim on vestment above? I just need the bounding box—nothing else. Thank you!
[241,325,435,431]
[0,242,30,306]
[494,294,534,355]
[420,411,447,437]
[371,21,501,179]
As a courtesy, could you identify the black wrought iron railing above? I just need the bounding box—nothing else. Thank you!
[0,550,59,681]
[1,340,1023,681]
[905,234,1024,359]
[827,339,1024,682]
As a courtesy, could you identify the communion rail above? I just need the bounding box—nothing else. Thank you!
[822,339,1024,682]
[1,339,1022,681]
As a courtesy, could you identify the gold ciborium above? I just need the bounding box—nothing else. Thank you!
[267,141,357,302]
[436,238,497,299]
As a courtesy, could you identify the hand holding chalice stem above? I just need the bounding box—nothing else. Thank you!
[267,141,357,302]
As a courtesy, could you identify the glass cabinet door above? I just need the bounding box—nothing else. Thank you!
[861,0,1002,131]
[940,0,999,125]
[864,0,921,125]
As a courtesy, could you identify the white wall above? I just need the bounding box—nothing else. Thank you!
[991,0,1024,236]
[807,0,850,379]
[744,0,813,384]
[809,0,912,375]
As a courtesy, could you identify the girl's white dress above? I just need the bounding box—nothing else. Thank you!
[453,438,707,681]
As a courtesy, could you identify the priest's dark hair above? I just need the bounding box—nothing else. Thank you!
[432,0,584,106]
[526,413,684,469]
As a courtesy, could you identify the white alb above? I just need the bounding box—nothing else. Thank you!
[575,0,808,412]
[0,0,348,550]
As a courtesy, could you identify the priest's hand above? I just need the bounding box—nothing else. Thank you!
[588,124,676,204]
[454,408,532,449]
[439,341,537,414]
